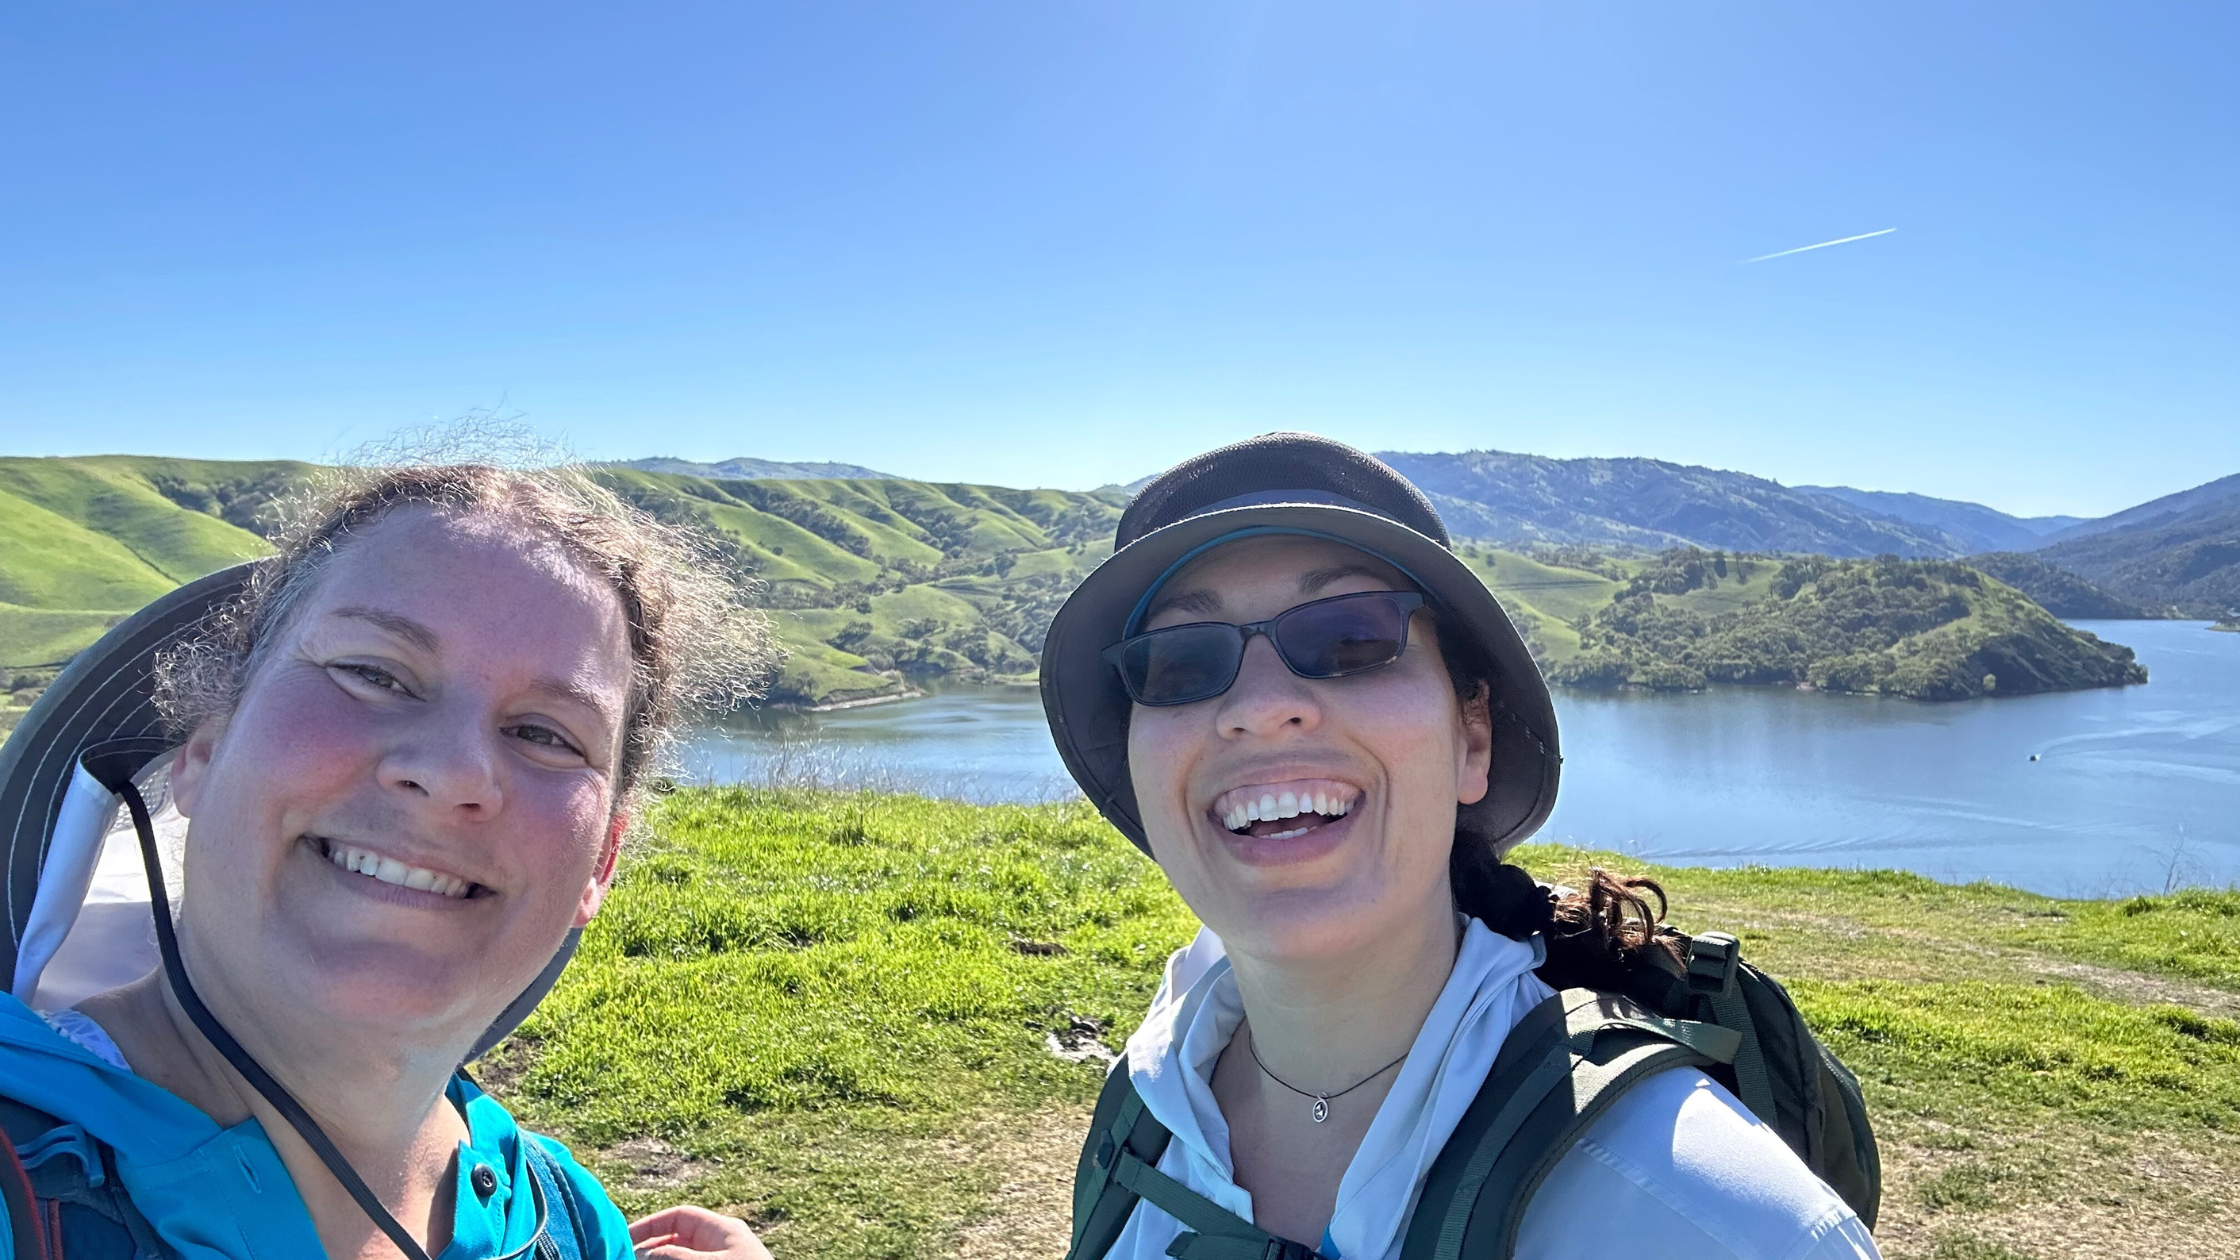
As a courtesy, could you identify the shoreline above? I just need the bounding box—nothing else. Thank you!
[798,686,927,714]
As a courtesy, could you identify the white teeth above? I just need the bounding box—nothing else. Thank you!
[323,842,471,900]
[1213,783,1362,833]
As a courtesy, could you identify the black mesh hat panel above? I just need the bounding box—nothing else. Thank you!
[1043,432,1560,861]
[1119,431,1452,550]
[0,564,252,984]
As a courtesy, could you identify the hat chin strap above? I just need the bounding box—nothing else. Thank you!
[117,780,436,1260]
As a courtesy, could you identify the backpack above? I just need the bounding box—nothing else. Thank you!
[1065,929,1879,1260]
[0,1087,596,1260]
[0,1096,172,1260]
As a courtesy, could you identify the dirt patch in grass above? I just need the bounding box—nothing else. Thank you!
[1862,1124,2240,1260]
[609,1135,724,1195]
[950,1106,1095,1260]
[2017,956,2240,1022]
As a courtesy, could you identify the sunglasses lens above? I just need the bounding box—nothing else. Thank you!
[1118,622,1243,705]
[1276,594,1412,677]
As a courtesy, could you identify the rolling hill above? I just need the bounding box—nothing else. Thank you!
[0,456,1126,711]
[1533,549,2147,699]
[0,453,2170,724]
[617,457,897,481]
[1374,449,1972,557]
[1958,553,2168,620]
[0,456,291,614]
[2030,472,2240,549]
[2027,498,2240,619]
[1794,486,2082,554]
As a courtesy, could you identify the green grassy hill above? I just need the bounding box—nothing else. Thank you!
[1963,552,2172,620]
[1518,549,2148,700]
[0,457,2153,723]
[0,456,1127,715]
[477,787,2240,1260]
[0,456,305,690]
[593,470,1125,706]
[2029,498,2240,620]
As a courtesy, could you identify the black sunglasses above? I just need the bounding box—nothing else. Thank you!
[1102,590,1428,707]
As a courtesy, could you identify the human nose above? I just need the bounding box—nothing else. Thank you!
[377,701,505,817]
[1213,633,1322,738]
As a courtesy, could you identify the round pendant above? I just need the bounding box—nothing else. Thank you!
[1312,1097,1329,1124]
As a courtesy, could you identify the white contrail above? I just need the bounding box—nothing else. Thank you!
[1742,227,1897,263]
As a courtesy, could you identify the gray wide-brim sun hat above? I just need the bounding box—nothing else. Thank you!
[1040,431,1560,860]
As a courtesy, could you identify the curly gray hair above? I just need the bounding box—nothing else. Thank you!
[153,461,775,807]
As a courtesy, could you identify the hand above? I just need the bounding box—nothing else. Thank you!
[629,1205,774,1260]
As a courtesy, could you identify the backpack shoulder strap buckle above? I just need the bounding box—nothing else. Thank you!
[1685,931,1742,997]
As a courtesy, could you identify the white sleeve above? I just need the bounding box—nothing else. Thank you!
[1512,1069,1882,1260]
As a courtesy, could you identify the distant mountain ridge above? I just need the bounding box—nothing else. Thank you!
[618,456,897,481]
[2028,494,2240,618]
[1793,486,2082,554]
[1374,449,1972,557]
[2029,472,2240,549]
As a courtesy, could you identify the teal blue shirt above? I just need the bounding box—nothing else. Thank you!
[0,994,633,1259]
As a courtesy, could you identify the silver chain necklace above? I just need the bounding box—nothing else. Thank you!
[1245,1029,1409,1124]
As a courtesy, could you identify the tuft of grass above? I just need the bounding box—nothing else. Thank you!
[1794,980,2240,1131]
[1931,1236,2041,1260]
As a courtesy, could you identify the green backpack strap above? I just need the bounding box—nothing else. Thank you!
[1398,989,1740,1260]
[1066,1059,1330,1260]
[1684,932,1780,1125]
[1068,1059,1170,1260]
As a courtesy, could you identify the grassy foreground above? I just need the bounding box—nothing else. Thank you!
[476,788,2240,1260]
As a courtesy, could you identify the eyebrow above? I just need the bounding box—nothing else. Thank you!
[1141,563,1396,625]
[527,675,622,729]
[1142,587,1224,622]
[1297,563,1387,596]
[332,606,441,653]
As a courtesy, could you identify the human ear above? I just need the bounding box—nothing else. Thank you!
[166,720,225,819]
[574,809,629,927]
[1454,681,1494,807]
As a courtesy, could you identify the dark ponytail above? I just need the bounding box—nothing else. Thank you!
[1451,842,1682,990]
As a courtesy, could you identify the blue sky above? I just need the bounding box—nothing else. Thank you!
[1,1,2231,516]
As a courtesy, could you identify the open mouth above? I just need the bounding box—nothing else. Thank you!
[1211,780,1360,841]
[315,837,484,900]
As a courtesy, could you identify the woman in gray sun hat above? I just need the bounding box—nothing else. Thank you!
[1041,433,1880,1260]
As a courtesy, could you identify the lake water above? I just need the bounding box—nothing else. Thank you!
[681,620,2240,898]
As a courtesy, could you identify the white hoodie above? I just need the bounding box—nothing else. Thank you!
[1109,919,1881,1260]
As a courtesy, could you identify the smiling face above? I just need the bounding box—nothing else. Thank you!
[166,506,636,1042]
[1125,535,1493,965]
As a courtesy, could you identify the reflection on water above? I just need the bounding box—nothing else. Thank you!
[679,622,2240,897]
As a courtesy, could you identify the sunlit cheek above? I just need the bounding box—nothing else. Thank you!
[230,669,388,778]
[523,774,618,878]
[1127,711,1202,836]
